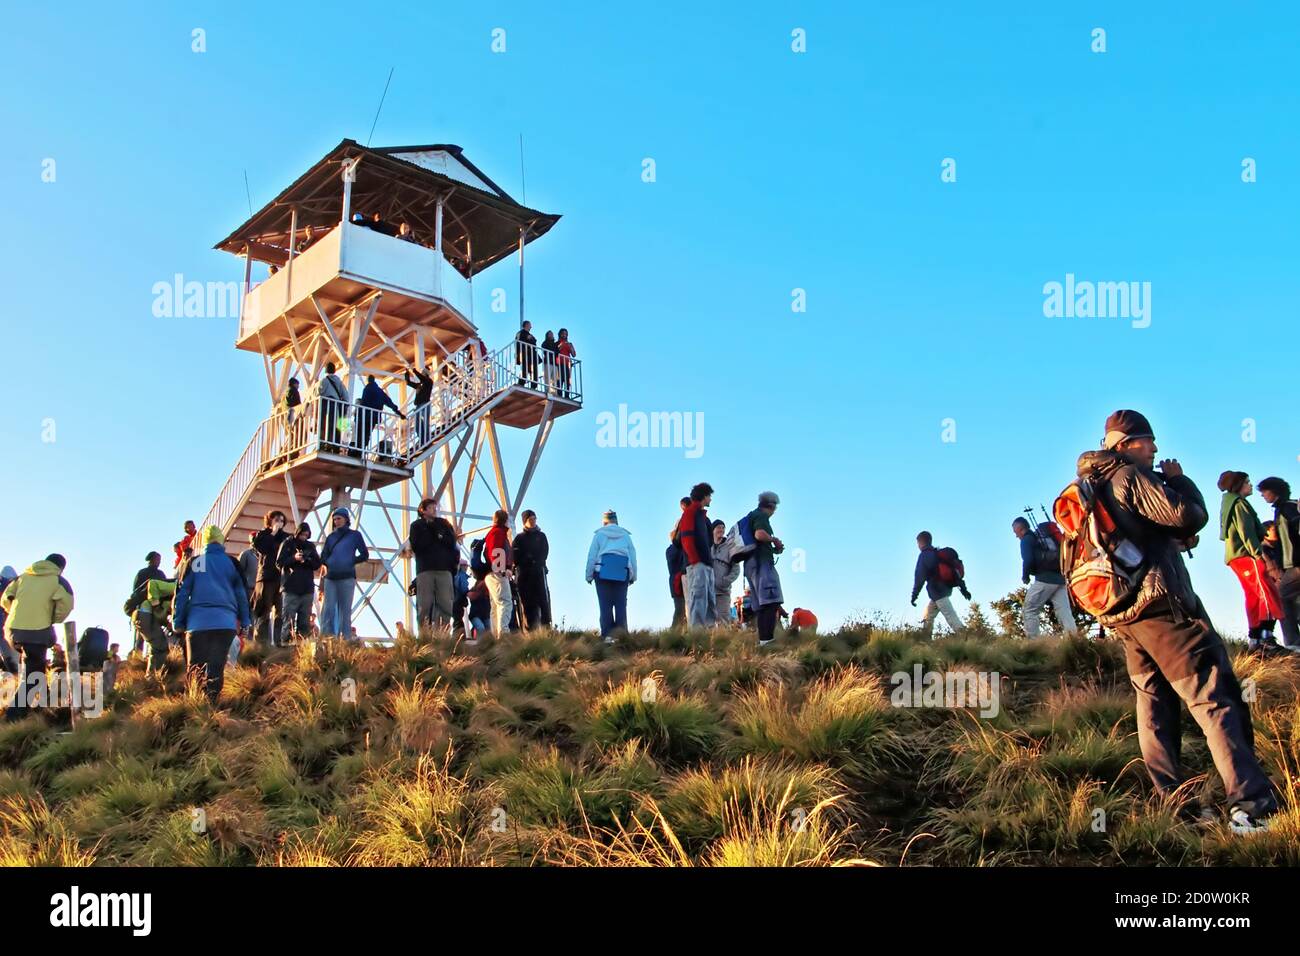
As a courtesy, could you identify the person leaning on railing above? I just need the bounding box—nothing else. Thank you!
[315,363,349,452]
[403,362,434,450]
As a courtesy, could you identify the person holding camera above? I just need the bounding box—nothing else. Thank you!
[277,522,321,642]
[1076,410,1278,834]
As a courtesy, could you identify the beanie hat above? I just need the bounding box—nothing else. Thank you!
[296,521,312,535]
[201,525,225,547]
[1217,471,1249,494]
[1102,410,1155,450]
[0,565,16,581]
[45,553,67,571]
[758,491,780,507]
[332,507,351,524]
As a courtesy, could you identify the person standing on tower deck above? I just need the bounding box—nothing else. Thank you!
[403,362,434,451]
[174,521,197,569]
[678,483,716,628]
[483,511,515,638]
[540,331,558,392]
[1256,476,1300,649]
[356,375,405,459]
[515,321,538,387]
[1217,471,1285,653]
[316,362,349,452]
[556,328,577,397]
[409,498,460,633]
[743,492,786,646]
[513,510,551,630]
[319,507,369,640]
[252,510,290,647]
[1070,410,1280,834]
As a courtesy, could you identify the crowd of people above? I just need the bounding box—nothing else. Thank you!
[3,407,1298,835]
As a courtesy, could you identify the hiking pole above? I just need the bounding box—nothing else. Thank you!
[62,621,79,733]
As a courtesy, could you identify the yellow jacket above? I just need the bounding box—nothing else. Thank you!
[1,560,75,645]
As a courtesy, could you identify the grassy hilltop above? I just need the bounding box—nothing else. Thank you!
[1,621,1297,866]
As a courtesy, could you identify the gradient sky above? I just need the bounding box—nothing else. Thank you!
[3,2,1298,640]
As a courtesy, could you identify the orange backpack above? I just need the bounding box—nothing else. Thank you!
[1053,474,1145,617]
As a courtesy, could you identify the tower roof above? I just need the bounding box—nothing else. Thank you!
[215,139,559,278]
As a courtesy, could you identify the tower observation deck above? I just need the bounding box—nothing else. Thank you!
[198,139,581,638]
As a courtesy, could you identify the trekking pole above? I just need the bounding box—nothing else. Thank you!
[62,621,79,732]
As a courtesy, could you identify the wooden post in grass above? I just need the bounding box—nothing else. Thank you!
[62,621,78,732]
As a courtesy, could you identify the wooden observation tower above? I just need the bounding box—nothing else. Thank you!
[201,139,581,637]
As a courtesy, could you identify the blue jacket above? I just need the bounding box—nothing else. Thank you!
[174,543,252,633]
[359,380,399,413]
[586,524,637,584]
[1020,534,1065,586]
[321,525,369,580]
[911,547,952,602]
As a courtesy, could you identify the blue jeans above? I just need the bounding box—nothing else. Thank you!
[321,577,356,638]
[595,579,629,637]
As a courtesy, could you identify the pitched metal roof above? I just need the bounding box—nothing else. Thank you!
[214,139,559,278]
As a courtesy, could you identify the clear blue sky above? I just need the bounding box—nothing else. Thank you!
[3,2,1298,640]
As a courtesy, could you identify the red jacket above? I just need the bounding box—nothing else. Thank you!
[677,502,712,565]
[484,526,513,571]
[174,531,196,568]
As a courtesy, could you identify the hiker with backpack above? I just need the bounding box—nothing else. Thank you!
[711,520,742,622]
[911,532,969,639]
[1217,471,1285,654]
[127,551,168,656]
[1012,518,1077,638]
[140,577,177,673]
[1,554,74,718]
[1256,476,1300,649]
[678,483,717,627]
[483,510,515,637]
[1055,410,1278,833]
[585,509,637,642]
[173,526,250,703]
[743,491,786,646]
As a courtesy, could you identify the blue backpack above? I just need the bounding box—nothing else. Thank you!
[598,552,630,583]
[717,514,758,566]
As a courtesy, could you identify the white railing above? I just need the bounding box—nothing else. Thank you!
[199,339,584,537]
[199,422,268,538]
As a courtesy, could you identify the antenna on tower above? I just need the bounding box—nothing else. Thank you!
[367,67,395,146]
[242,170,253,216]
[519,133,526,205]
